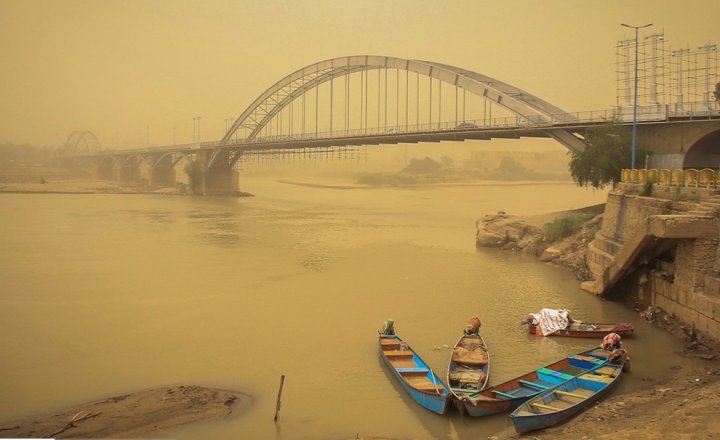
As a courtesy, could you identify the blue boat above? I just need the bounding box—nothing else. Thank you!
[455,347,609,417]
[509,362,623,433]
[379,333,451,415]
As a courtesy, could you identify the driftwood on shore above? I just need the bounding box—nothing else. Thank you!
[0,385,252,439]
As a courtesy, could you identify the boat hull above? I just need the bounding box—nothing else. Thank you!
[379,334,450,415]
[457,347,609,417]
[527,322,634,338]
[510,363,623,433]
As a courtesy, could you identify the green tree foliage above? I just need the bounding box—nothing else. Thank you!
[543,213,592,242]
[402,156,442,174]
[498,156,527,174]
[569,121,633,189]
[440,156,454,169]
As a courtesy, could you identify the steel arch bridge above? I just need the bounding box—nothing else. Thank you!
[68,54,720,194]
[221,55,585,152]
[63,130,102,154]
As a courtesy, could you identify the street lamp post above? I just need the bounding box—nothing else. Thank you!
[621,22,653,170]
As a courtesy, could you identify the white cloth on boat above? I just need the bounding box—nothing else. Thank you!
[530,308,570,336]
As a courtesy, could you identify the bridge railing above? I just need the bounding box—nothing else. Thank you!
[622,168,720,188]
[237,103,716,147]
[241,111,610,146]
[102,102,717,153]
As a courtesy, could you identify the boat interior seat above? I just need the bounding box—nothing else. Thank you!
[580,373,613,383]
[384,350,414,357]
[518,379,548,390]
[396,367,429,374]
[537,368,573,380]
[413,382,447,392]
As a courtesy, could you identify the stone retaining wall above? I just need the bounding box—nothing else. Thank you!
[587,189,720,341]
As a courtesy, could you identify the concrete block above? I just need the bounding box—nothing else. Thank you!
[689,293,710,320]
[696,314,720,340]
[704,275,720,297]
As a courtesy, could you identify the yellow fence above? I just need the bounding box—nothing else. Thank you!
[621,168,719,188]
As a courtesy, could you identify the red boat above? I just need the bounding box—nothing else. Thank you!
[526,322,634,338]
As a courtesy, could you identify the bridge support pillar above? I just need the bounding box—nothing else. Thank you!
[150,167,176,188]
[119,164,139,182]
[197,166,239,196]
[149,156,176,188]
[96,159,115,180]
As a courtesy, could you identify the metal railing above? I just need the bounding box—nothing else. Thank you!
[98,102,718,154]
[621,168,720,188]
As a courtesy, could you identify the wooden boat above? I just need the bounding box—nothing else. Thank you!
[527,321,634,338]
[509,362,623,433]
[447,333,490,401]
[454,347,609,417]
[379,333,451,415]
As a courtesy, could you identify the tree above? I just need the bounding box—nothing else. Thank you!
[498,156,527,174]
[440,156,454,169]
[402,156,441,174]
[184,160,203,194]
[568,121,634,189]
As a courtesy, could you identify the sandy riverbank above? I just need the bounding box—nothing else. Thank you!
[0,385,252,439]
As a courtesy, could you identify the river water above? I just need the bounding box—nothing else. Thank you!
[0,177,688,439]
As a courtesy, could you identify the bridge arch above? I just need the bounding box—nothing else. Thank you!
[221,55,580,148]
[63,130,102,154]
[683,125,720,168]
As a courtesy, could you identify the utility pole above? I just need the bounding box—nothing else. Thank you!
[622,22,653,170]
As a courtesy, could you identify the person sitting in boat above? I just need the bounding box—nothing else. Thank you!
[378,319,395,335]
[602,332,631,371]
[602,332,623,351]
[464,317,481,335]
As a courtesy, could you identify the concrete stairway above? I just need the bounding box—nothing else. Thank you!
[687,194,720,216]
[582,214,718,295]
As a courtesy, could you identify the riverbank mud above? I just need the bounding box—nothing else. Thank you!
[0,385,252,439]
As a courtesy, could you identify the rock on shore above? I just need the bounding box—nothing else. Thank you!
[475,205,605,280]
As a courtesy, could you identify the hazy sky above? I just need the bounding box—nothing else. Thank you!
[0,0,717,148]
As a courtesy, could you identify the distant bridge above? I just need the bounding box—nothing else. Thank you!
[62,55,720,195]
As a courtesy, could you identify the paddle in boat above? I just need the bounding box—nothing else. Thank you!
[509,361,623,433]
[447,317,490,402]
[378,320,451,415]
[455,347,609,417]
[523,308,634,338]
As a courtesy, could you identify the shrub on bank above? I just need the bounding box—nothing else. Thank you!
[543,213,592,242]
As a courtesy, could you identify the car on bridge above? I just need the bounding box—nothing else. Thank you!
[455,122,478,129]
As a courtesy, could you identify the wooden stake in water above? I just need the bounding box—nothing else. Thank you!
[274,374,285,422]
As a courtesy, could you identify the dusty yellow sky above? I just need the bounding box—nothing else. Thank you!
[0,0,717,148]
